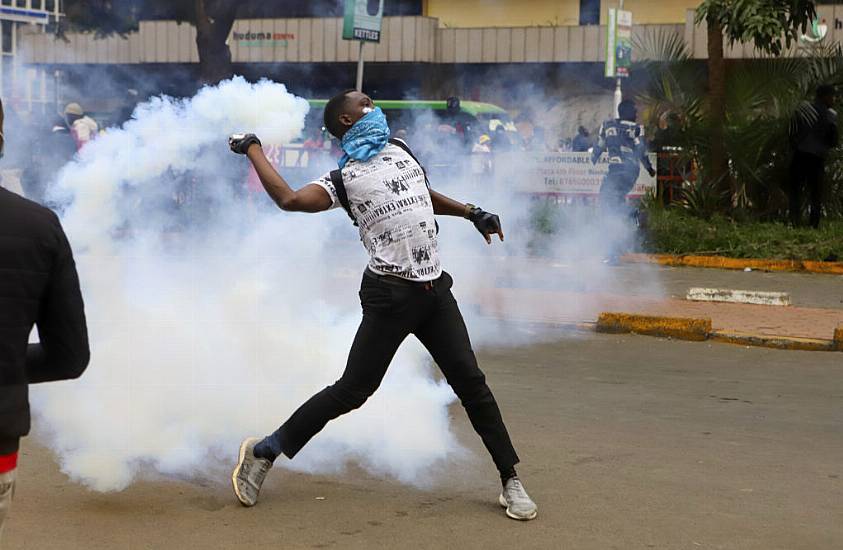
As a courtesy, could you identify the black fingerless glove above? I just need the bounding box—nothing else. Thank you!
[466,205,502,237]
[229,133,262,155]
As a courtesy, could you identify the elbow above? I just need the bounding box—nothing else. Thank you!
[278,195,298,211]
[67,347,91,380]
[273,191,300,212]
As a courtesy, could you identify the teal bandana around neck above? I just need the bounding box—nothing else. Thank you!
[338,107,390,169]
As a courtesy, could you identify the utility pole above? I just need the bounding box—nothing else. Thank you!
[356,41,365,92]
[342,0,383,93]
[613,0,624,118]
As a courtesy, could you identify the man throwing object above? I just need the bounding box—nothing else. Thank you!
[228,90,537,521]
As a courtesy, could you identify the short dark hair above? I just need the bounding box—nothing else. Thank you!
[618,99,636,120]
[324,89,356,138]
[816,84,835,100]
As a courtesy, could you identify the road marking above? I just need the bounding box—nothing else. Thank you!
[686,288,791,306]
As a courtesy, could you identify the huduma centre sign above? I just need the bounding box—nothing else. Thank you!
[230,31,296,47]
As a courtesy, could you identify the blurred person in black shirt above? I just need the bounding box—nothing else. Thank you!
[0,99,90,543]
[790,84,839,228]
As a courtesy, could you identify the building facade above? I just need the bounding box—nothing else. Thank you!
[7,1,843,118]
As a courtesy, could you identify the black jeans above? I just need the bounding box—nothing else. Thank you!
[255,271,520,475]
[789,150,825,228]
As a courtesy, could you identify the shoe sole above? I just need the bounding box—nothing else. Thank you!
[232,438,257,507]
[498,494,538,521]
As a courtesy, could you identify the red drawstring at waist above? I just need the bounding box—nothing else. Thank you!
[0,451,18,473]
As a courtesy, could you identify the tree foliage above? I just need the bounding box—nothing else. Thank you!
[61,0,263,83]
[696,0,817,55]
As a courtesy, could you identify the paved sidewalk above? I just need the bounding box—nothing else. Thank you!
[470,287,843,341]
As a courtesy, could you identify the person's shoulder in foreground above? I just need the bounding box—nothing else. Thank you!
[0,186,61,230]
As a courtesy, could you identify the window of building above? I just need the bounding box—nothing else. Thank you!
[579,0,600,25]
[141,1,423,20]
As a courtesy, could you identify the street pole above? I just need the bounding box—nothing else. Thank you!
[355,41,365,92]
[614,0,624,118]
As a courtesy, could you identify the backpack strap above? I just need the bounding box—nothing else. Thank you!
[329,169,357,226]
[389,138,430,188]
[387,137,438,234]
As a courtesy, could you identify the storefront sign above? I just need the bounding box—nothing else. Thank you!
[231,31,296,47]
[499,152,657,197]
[605,8,633,78]
[801,17,829,42]
[342,0,384,42]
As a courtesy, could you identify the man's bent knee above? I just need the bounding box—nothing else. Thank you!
[327,382,376,411]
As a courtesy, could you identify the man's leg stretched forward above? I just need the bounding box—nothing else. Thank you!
[232,284,414,506]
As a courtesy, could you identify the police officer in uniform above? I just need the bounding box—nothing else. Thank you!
[591,99,655,263]
[592,99,656,215]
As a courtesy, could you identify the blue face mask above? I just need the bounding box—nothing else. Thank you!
[338,106,390,169]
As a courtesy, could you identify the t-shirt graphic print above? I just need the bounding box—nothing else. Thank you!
[313,141,442,281]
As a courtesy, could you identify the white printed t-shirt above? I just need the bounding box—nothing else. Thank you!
[313,141,442,281]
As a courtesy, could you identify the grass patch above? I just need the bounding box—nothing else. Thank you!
[643,209,843,261]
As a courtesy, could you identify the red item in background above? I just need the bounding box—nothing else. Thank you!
[0,452,17,474]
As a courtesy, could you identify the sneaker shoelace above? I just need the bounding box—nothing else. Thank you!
[506,479,527,501]
[241,455,270,487]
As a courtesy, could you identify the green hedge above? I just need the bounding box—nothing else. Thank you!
[643,209,843,262]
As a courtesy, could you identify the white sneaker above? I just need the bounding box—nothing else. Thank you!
[498,477,538,520]
[232,437,272,507]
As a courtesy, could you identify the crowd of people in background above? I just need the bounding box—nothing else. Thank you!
[1,92,619,207]
[2,100,102,205]
[302,95,610,165]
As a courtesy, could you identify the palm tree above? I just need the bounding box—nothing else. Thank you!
[635,27,843,220]
[695,0,817,200]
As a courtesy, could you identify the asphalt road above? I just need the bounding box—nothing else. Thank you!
[491,261,843,310]
[4,333,842,550]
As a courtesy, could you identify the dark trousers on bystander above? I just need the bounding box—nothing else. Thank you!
[255,270,520,476]
[599,166,639,217]
[789,150,825,228]
[598,165,640,261]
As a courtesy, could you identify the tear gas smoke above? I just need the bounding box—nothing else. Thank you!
[26,75,662,493]
[30,77,461,492]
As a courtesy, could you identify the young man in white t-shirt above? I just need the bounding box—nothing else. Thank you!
[229,90,537,521]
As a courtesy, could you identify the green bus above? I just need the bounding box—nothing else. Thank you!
[304,98,516,137]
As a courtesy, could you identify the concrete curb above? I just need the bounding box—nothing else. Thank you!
[596,312,711,341]
[486,314,843,353]
[622,253,843,275]
[710,331,834,352]
[596,313,842,352]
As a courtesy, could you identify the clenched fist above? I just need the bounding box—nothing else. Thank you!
[467,206,504,244]
[229,133,262,155]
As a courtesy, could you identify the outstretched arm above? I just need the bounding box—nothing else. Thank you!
[430,189,469,217]
[231,134,332,213]
[429,189,504,244]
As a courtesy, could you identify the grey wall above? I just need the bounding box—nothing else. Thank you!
[20,9,838,66]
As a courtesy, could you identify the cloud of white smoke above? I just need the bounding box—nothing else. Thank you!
[29,77,461,492]
[24,74,665,493]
